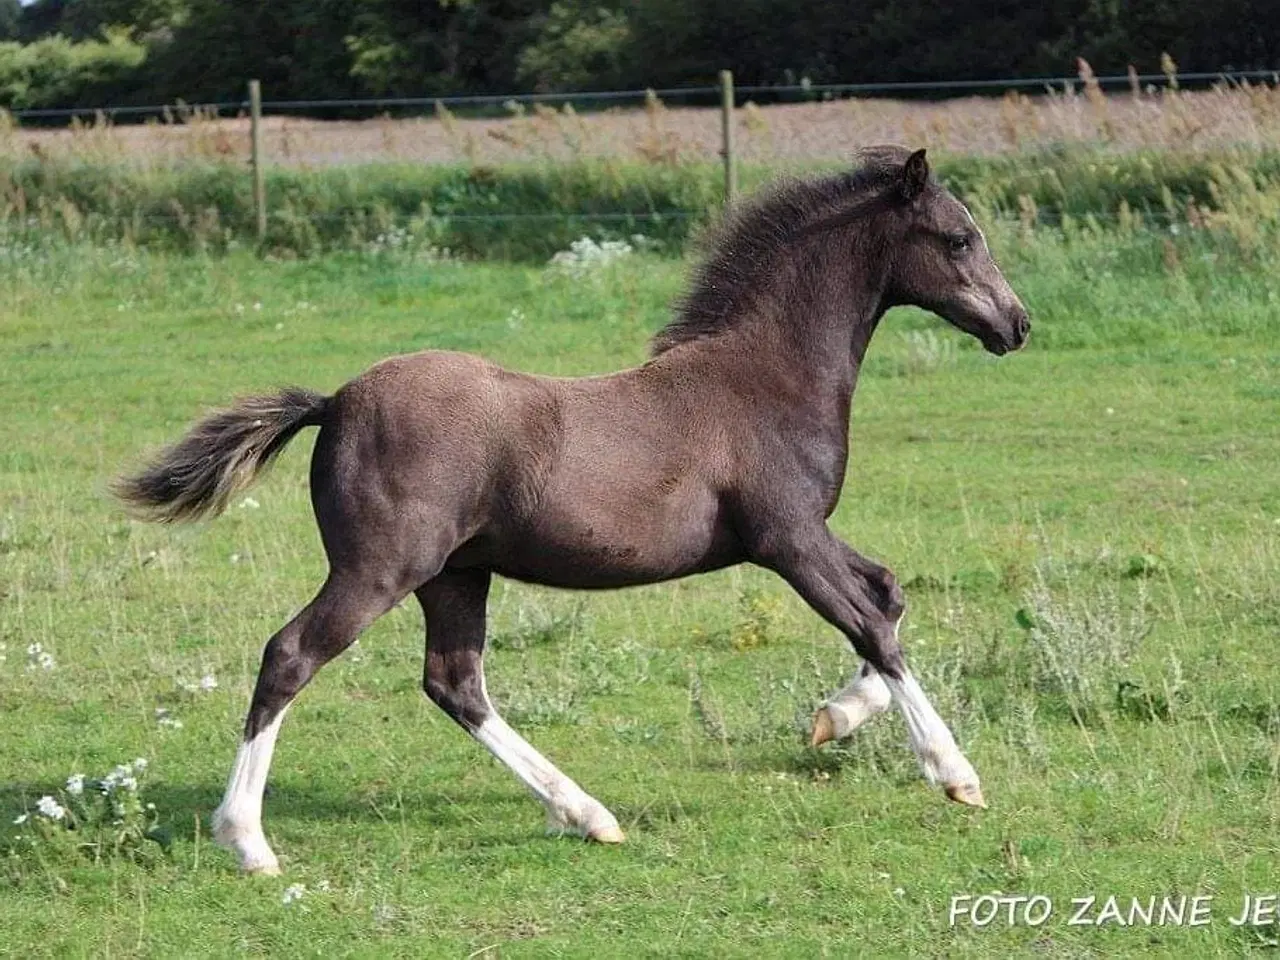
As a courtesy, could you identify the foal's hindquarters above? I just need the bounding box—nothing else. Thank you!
[211,354,637,874]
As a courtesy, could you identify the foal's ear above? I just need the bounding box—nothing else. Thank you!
[900,149,930,202]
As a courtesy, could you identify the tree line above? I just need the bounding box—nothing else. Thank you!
[1,0,1277,110]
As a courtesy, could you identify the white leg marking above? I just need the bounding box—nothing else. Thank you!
[211,708,288,874]
[882,671,981,796]
[822,662,892,739]
[472,714,622,840]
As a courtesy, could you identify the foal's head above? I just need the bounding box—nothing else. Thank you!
[881,148,1030,355]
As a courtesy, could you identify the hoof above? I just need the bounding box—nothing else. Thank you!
[945,782,987,809]
[587,825,626,844]
[810,707,837,747]
[245,860,283,877]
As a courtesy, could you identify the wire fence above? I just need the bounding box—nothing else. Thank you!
[9,69,1280,121]
[3,67,1274,249]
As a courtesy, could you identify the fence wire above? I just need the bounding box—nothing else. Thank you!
[2,70,1259,248]
[9,69,1280,120]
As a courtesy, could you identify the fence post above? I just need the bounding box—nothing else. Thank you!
[719,70,736,207]
[249,79,266,242]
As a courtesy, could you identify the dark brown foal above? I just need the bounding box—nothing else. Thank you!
[117,146,1027,874]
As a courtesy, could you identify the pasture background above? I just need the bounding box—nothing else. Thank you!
[1,216,1278,956]
[9,77,1280,261]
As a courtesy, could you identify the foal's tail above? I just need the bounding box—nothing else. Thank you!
[114,388,330,523]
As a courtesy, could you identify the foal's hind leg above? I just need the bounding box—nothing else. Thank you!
[417,570,624,842]
[211,574,399,874]
[760,528,984,807]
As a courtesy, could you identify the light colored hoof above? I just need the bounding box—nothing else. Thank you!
[945,782,987,809]
[810,707,837,747]
[587,825,626,844]
[245,860,283,877]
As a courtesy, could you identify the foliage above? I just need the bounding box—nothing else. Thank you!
[5,759,168,882]
[0,157,722,257]
[0,0,19,43]
[0,31,145,110]
[10,147,1280,259]
[2,0,1280,106]
[516,2,631,92]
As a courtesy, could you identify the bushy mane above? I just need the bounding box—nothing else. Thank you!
[651,145,914,355]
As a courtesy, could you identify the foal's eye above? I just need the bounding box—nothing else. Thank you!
[947,234,971,255]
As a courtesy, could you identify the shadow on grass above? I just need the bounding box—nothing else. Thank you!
[0,779,536,847]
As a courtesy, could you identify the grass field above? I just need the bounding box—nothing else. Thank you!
[1,223,1278,957]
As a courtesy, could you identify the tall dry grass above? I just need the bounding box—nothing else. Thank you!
[5,59,1280,169]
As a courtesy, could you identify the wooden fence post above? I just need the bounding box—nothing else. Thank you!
[719,70,736,207]
[249,79,266,242]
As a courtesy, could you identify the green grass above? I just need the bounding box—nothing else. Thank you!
[9,147,1280,259]
[1,226,1278,957]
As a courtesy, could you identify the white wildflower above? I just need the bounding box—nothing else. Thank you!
[132,758,148,773]
[103,764,133,791]
[36,795,66,821]
[282,883,307,905]
[66,774,85,796]
[237,497,260,510]
[155,708,184,730]
[180,673,218,694]
[548,237,632,279]
[13,813,28,825]
[25,643,55,671]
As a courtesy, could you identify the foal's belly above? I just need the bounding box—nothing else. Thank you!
[485,544,744,590]
[452,491,745,589]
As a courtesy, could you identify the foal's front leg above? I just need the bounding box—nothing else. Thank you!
[810,661,891,746]
[761,528,985,807]
[811,546,896,745]
[417,570,625,842]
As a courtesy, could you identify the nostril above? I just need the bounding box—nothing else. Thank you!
[1015,312,1031,339]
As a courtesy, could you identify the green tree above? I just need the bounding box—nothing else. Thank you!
[0,0,20,42]
[344,0,552,96]
[516,2,630,91]
[57,0,189,41]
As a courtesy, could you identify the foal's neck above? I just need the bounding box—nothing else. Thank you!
[656,227,892,506]
[752,230,891,402]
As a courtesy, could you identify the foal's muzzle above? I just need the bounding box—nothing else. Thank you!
[984,307,1031,356]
